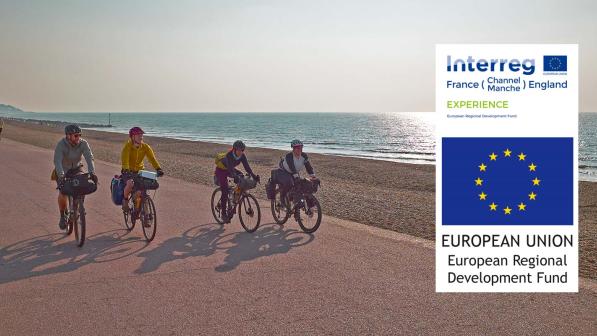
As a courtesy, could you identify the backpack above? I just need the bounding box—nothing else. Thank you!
[265,177,276,200]
[215,151,230,170]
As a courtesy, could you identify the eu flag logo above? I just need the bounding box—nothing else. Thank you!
[442,138,573,225]
[543,55,567,72]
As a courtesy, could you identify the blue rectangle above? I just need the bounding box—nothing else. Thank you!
[543,55,567,72]
[442,137,573,225]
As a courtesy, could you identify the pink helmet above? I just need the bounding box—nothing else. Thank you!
[129,127,145,137]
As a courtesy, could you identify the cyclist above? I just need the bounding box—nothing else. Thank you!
[214,140,260,222]
[274,139,317,207]
[52,124,98,230]
[121,127,164,212]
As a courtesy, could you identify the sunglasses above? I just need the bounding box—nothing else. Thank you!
[69,133,81,138]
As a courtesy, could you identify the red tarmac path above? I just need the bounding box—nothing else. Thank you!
[0,139,595,335]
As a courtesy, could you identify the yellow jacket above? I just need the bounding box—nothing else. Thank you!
[121,139,161,172]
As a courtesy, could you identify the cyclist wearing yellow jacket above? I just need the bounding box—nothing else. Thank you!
[121,127,164,211]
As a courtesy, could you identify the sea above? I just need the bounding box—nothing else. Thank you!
[2,111,596,181]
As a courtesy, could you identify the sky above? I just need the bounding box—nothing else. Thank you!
[0,0,595,112]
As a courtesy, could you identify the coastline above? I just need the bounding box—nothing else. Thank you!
[2,116,112,128]
[1,118,595,279]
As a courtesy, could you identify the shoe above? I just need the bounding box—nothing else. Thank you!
[58,213,67,230]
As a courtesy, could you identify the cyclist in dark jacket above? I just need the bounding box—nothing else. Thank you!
[275,139,317,206]
[214,140,260,222]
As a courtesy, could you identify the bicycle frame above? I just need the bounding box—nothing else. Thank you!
[130,175,155,210]
[124,174,159,242]
[216,177,257,219]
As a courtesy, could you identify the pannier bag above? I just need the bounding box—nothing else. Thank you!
[265,178,276,200]
[61,175,97,196]
[111,176,125,205]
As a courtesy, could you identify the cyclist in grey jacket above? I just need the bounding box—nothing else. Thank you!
[53,124,98,230]
[275,139,317,206]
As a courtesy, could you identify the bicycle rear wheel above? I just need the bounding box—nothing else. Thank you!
[210,188,227,224]
[74,197,86,247]
[271,188,289,225]
[141,196,157,242]
[296,195,322,233]
[238,193,261,233]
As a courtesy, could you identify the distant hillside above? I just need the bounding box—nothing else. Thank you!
[0,104,25,114]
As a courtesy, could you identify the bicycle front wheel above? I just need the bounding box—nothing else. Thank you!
[238,194,261,233]
[74,198,86,247]
[297,195,322,234]
[141,196,157,242]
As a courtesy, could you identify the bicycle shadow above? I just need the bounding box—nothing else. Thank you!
[134,223,225,274]
[133,222,315,274]
[0,229,147,284]
[214,223,315,272]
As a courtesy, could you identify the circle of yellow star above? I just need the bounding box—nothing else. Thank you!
[475,177,483,186]
[489,202,498,211]
[518,202,527,211]
[503,206,512,215]
[528,192,537,200]
[489,152,498,161]
[532,177,541,186]
[478,192,487,200]
[479,163,487,172]
[528,163,537,171]
[503,149,512,157]
[518,152,526,161]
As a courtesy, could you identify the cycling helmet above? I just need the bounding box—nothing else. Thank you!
[64,124,82,135]
[233,140,246,151]
[291,139,303,148]
[129,127,145,137]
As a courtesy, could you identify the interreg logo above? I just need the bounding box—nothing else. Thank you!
[446,56,535,75]
[543,55,567,73]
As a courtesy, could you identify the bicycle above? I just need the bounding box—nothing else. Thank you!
[122,172,159,242]
[60,173,96,247]
[210,174,261,233]
[271,178,322,233]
